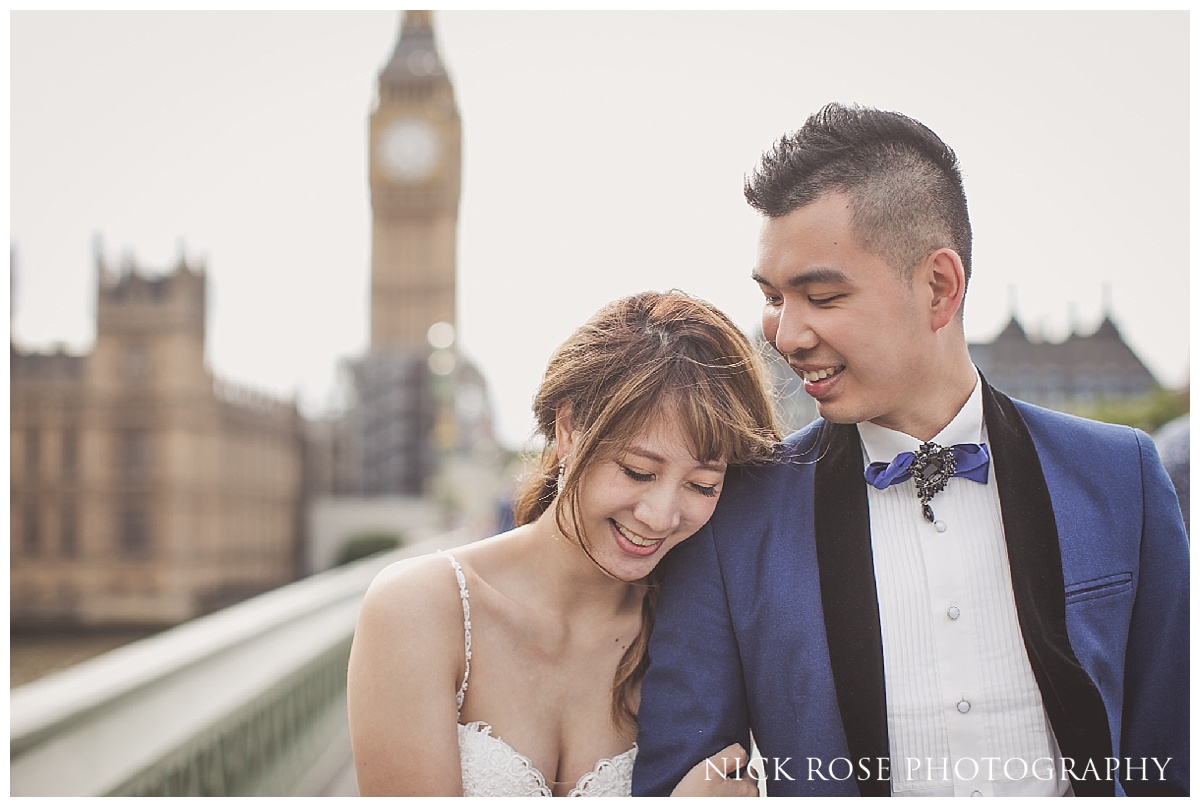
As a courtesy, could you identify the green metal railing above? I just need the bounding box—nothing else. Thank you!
[11,531,467,797]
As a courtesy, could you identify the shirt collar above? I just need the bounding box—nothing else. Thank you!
[857,374,984,465]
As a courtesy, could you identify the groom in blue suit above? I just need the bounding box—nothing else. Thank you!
[632,104,1189,796]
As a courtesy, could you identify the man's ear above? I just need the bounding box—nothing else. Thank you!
[554,406,575,462]
[924,248,967,331]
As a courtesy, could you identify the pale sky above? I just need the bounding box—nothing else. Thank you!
[10,10,1190,451]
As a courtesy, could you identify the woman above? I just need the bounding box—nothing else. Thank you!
[347,290,780,796]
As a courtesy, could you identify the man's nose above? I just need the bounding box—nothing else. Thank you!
[769,304,819,357]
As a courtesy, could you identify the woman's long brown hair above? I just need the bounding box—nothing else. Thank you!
[512,290,781,735]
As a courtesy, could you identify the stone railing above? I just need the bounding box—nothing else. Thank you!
[10,531,468,796]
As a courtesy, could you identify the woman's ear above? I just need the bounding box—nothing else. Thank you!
[554,406,575,463]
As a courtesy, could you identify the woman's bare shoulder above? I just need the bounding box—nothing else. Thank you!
[358,550,467,635]
[357,530,527,636]
[348,550,475,795]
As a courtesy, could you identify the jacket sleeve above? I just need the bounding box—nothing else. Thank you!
[631,520,752,796]
[1120,429,1189,795]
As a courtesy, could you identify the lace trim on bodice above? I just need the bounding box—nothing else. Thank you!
[458,721,636,797]
[447,555,472,714]
[444,553,636,797]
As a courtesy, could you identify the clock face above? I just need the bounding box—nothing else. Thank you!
[379,117,441,183]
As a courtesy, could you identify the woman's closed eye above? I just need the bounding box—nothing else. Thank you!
[620,463,721,497]
[620,465,654,482]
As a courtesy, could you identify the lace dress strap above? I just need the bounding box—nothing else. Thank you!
[446,554,472,719]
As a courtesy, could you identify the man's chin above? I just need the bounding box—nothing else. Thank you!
[813,401,858,425]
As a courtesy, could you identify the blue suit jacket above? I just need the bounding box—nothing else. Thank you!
[633,384,1189,796]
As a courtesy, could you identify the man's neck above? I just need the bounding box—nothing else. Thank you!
[870,359,980,443]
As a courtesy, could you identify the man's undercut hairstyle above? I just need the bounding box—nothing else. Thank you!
[745,102,973,287]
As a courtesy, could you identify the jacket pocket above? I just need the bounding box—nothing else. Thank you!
[1064,572,1133,605]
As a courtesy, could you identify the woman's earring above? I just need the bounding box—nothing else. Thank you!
[556,461,566,495]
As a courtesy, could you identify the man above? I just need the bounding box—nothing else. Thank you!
[631,103,1188,796]
[1154,413,1189,536]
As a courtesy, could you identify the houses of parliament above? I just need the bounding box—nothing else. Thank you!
[10,11,498,629]
[10,11,1165,631]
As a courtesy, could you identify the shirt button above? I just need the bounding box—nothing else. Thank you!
[971,790,983,797]
[948,605,961,620]
[934,520,947,532]
[957,699,971,714]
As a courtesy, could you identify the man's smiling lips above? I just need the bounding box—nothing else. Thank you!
[788,362,846,400]
[789,363,846,383]
[796,365,844,381]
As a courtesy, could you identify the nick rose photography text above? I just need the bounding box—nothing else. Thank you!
[705,756,1174,783]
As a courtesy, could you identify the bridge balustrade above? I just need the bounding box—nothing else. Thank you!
[11,532,466,796]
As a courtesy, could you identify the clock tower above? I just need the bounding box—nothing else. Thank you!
[325,11,500,503]
[368,10,461,349]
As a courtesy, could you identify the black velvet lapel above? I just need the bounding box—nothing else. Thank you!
[981,382,1115,797]
[812,386,1117,796]
[813,421,890,796]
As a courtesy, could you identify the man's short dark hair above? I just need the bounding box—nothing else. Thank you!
[745,102,973,286]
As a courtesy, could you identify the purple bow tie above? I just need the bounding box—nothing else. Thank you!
[864,441,990,522]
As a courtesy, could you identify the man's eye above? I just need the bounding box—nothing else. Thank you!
[809,295,843,306]
[621,465,654,482]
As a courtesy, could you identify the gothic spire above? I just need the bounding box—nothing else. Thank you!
[381,10,446,81]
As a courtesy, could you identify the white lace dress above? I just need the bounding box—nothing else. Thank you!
[447,554,637,797]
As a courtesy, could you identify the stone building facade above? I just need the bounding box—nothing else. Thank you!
[968,313,1160,413]
[10,252,306,627]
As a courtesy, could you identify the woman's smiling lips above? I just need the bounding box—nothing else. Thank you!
[610,519,664,556]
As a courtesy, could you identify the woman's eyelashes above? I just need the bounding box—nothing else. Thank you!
[619,464,720,497]
[620,464,654,483]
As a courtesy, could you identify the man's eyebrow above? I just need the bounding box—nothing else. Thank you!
[752,267,850,288]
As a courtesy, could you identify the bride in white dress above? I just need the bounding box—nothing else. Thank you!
[347,291,780,796]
